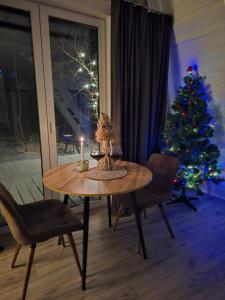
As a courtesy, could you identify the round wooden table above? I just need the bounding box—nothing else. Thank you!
[43,160,152,290]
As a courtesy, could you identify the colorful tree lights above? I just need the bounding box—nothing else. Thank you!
[162,66,223,193]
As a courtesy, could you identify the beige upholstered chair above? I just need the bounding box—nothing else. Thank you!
[0,183,83,300]
[112,153,179,238]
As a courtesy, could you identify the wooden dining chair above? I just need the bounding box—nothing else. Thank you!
[0,182,83,300]
[111,153,179,239]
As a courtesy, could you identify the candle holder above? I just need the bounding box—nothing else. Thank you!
[77,160,89,172]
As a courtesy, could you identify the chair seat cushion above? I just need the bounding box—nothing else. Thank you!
[19,200,83,243]
[112,184,171,215]
[136,185,171,208]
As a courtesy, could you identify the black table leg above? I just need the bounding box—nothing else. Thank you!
[63,194,69,205]
[107,196,112,227]
[0,246,4,252]
[58,194,69,246]
[131,192,147,259]
[82,196,90,290]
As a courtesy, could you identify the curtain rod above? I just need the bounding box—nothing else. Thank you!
[124,0,173,16]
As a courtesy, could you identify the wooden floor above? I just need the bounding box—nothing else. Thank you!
[1,195,225,300]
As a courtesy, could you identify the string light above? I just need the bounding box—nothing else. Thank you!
[70,49,99,118]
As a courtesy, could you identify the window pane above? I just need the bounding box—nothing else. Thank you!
[49,16,99,163]
[0,5,43,220]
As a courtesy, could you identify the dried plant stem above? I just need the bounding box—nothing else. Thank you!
[98,154,115,171]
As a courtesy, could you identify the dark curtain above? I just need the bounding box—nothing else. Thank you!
[111,0,173,164]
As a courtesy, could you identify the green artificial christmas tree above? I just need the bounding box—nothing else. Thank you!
[162,66,223,210]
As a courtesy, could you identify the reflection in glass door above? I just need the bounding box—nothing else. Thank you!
[40,7,106,206]
[40,6,106,170]
[49,17,100,165]
[0,4,47,219]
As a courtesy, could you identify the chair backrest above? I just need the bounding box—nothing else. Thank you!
[0,183,30,245]
[146,153,179,192]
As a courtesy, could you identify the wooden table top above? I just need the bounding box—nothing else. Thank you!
[43,160,152,197]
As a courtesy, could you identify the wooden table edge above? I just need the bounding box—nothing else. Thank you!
[42,176,152,197]
[42,161,153,197]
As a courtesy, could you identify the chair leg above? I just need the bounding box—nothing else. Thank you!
[158,204,175,239]
[58,194,70,247]
[58,235,66,247]
[61,236,66,247]
[138,237,141,255]
[138,210,143,255]
[143,208,147,219]
[113,203,123,232]
[11,243,22,268]
[67,233,82,277]
[107,196,112,227]
[22,244,36,300]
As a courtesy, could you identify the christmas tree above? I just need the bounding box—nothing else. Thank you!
[162,66,223,196]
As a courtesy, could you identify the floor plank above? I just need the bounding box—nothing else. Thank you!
[1,194,225,300]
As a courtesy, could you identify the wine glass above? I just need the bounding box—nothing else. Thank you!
[90,143,105,162]
[110,145,123,161]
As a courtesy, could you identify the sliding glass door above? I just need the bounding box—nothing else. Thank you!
[0,1,50,211]
[40,6,106,168]
[0,1,107,210]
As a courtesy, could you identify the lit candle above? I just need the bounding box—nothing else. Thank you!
[80,136,84,161]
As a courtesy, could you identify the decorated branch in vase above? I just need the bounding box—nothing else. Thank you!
[95,113,115,171]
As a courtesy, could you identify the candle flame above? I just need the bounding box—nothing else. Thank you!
[80,136,84,142]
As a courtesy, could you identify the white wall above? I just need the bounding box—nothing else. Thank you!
[168,0,225,199]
